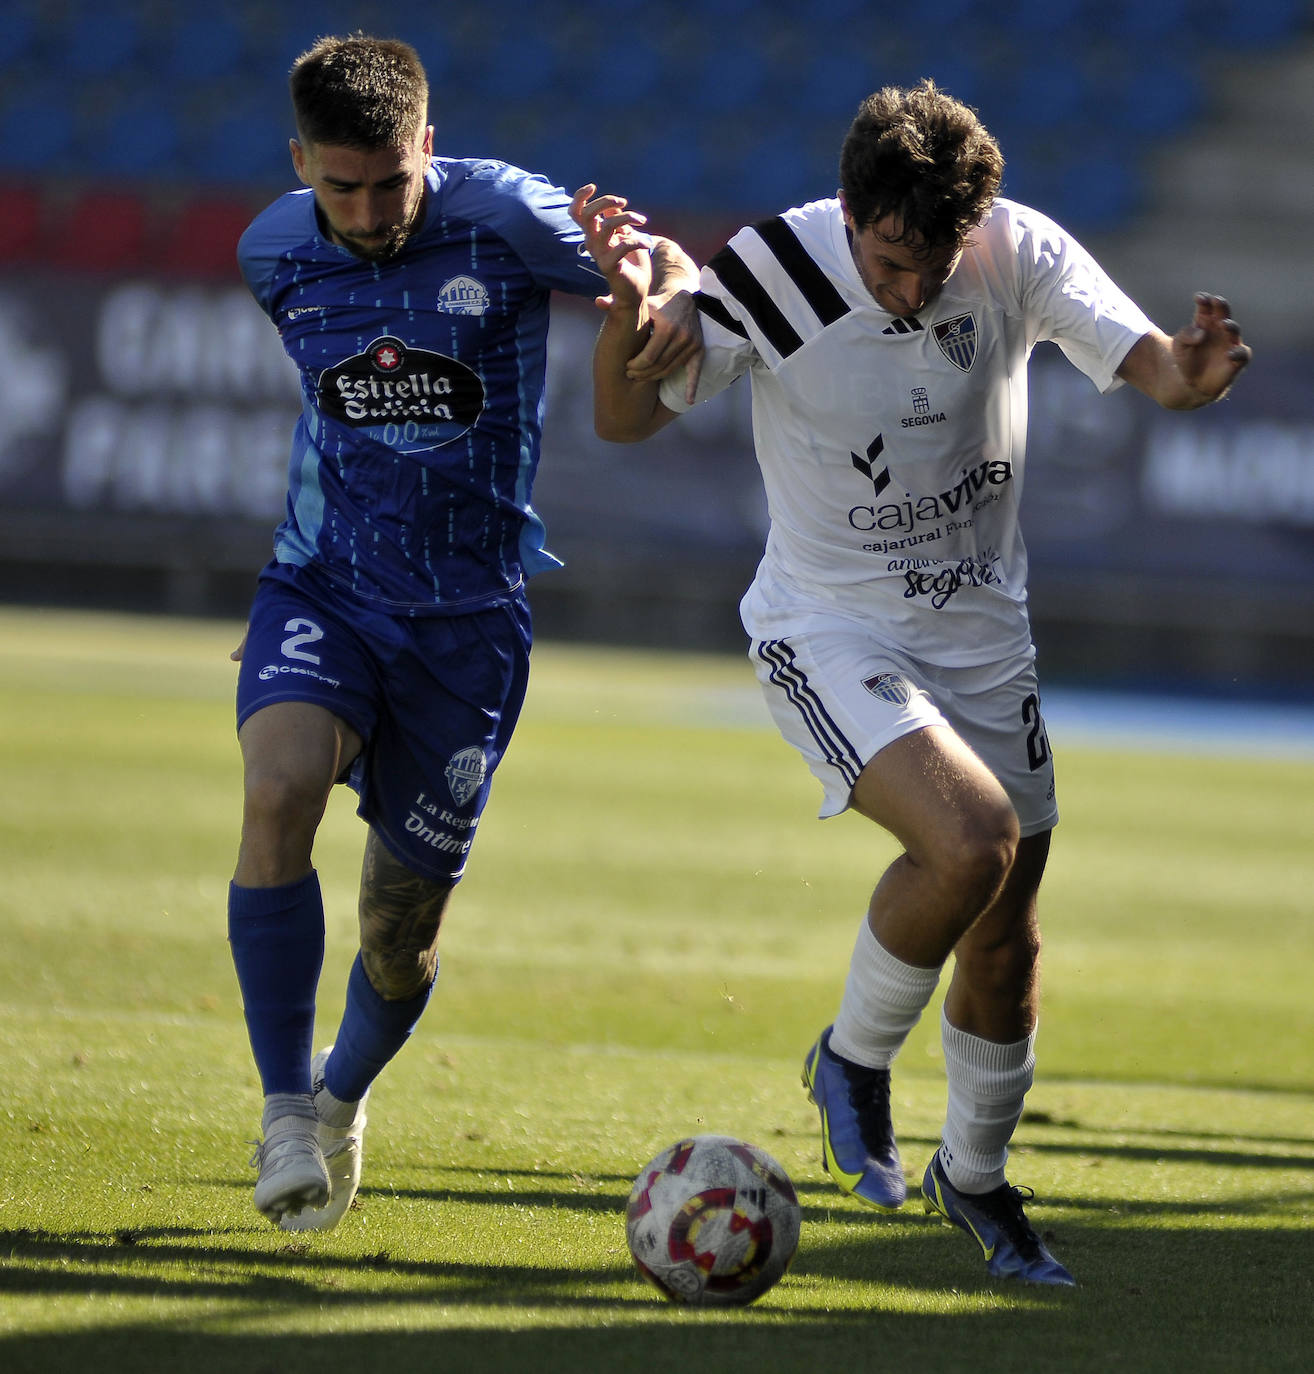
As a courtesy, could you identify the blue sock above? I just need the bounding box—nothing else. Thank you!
[227,871,325,1095]
[325,952,435,1102]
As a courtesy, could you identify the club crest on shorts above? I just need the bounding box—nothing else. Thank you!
[862,672,912,705]
[932,313,977,372]
[444,745,488,806]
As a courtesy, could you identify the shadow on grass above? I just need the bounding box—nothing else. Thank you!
[193,1164,931,1227]
[0,1215,1035,1314]
[1041,1072,1314,1100]
[4,1139,1312,1373]
[1017,1136,1314,1173]
[2,1221,1312,1374]
[0,1224,635,1304]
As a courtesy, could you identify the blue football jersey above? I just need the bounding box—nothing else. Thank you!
[238,157,606,614]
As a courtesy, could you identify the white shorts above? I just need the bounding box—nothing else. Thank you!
[750,625,1058,836]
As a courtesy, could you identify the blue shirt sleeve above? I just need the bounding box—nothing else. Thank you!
[237,189,319,316]
[442,160,606,298]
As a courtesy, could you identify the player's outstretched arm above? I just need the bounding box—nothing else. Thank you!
[1117,292,1252,410]
[570,185,694,441]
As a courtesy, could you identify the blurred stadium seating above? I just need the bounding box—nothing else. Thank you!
[0,0,1310,275]
[1,0,1311,689]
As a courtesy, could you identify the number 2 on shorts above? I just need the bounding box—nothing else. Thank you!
[281,617,325,665]
[1022,692,1050,771]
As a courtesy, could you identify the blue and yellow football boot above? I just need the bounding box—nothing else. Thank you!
[923,1152,1076,1286]
[801,1025,907,1209]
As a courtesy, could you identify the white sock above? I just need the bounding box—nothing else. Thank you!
[939,1010,1035,1193]
[262,1092,316,1133]
[829,918,942,1069]
[313,1079,360,1128]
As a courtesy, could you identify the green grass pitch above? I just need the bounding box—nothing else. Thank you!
[0,607,1310,1372]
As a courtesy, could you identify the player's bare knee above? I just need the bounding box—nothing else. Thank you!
[930,798,1019,910]
[242,764,328,831]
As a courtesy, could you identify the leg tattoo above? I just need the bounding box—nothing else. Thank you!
[357,830,452,1000]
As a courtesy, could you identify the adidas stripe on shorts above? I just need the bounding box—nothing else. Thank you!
[750,622,1058,836]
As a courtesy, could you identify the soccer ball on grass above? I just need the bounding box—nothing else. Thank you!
[625,1133,801,1307]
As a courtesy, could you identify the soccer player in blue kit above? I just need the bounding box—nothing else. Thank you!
[230,34,701,1229]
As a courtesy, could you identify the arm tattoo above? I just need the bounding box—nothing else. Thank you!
[357,829,452,1000]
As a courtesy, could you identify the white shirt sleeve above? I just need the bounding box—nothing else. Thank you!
[1008,201,1154,394]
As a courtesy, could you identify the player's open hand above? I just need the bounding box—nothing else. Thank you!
[629,288,704,404]
[1172,292,1251,402]
[570,184,654,311]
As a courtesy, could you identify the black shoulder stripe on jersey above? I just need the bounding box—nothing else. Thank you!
[753,216,850,327]
[706,244,804,359]
[695,291,749,339]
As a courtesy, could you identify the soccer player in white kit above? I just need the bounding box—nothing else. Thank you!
[571,80,1250,1285]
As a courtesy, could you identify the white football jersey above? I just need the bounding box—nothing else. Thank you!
[659,197,1153,667]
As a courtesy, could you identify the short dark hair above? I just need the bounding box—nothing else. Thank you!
[290,34,429,149]
[839,80,1003,254]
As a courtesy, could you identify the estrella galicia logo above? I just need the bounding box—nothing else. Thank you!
[318,335,485,453]
[444,745,489,807]
[371,339,403,371]
[862,672,912,706]
[932,313,977,372]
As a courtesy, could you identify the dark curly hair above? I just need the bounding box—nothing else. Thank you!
[290,34,429,149]
[839,80,1003,254]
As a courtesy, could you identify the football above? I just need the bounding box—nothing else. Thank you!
[625,1134,802,1307]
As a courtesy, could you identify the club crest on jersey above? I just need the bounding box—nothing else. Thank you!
[444,746,488,806]
[932,313,977,372]
[438,275,490,317]
[862,672,912,706]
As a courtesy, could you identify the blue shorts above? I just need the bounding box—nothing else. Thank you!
[236,563,531,882]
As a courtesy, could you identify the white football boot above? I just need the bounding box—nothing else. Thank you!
[279,1046,370,1232]
[252,1099,330,1223]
